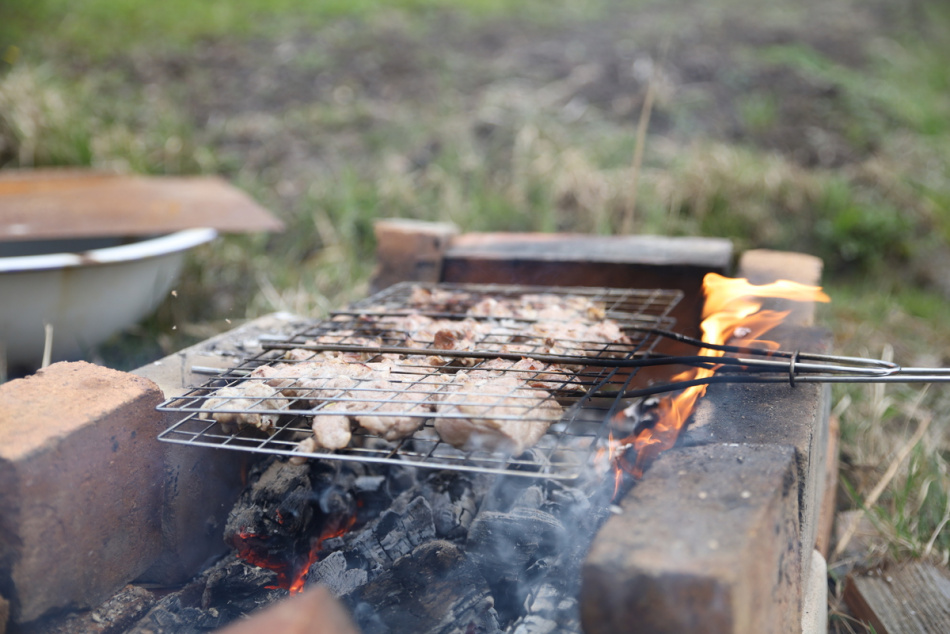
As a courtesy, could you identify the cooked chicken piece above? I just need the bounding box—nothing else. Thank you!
[468,357,579,390]
[252,360,389,399]
[204,382,284,434]
[290,436,318,464]
[284,346,377,364]
[285,347,320,362]
[344,375,451,440]
[520,294,607,321]
[311,414,352,449]
[435,376,563,454]
[529,319,632,357]
[467,293,606,321]
[407,286,473,311]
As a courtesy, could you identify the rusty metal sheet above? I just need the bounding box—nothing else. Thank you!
[0,169,284,241]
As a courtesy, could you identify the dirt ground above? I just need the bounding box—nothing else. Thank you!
[107,0,915,205]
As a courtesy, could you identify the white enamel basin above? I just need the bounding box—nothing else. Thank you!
[0,228,216,369]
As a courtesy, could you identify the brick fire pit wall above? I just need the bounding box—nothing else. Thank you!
[581,250,831,634]
[0,362,164,624]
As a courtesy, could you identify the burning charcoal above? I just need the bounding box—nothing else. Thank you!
[351,540,500,634]
[541,483,604,533]
[224,459,358,588]
[513,485,546,511]
[466,508,567,623]
[307,550,369,597]
[35,585,156,634]
[508,615,559,634]
[224,460,318,556]
[200,555,286,615]
[306,493,437,589]
[125,594,228,634]
[354,474,386,492]
[507,583,581,634]
[610,396,660,435]
[476,472,542,513]
[418,471,479,539]
[376,496,437,560]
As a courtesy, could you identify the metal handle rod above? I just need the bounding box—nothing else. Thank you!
[627,325,898,369]
[260,341,899,377]
[619,371,950,398]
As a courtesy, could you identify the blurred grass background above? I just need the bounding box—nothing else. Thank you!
[2,0,949,626]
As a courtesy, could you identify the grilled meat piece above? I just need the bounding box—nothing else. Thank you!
[312,414,353,449]
[529,318,632,357]
[468,357,579,390]
[204,382,284,434]
[435,376,563,454]
[468,293,606,321]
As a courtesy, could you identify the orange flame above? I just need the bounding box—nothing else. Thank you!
[619,273,830,479]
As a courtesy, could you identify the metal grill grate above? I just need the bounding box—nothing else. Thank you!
[157,282,682,480]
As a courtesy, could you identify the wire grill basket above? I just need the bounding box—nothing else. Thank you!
[157,282,683,480]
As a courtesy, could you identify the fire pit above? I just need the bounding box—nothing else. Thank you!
[0,228,841,633]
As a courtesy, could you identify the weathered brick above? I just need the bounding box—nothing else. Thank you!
[215,586,359,634]
[679,326,832,581]
[443,233,733,339]
[132,314,300,585]
[0,362,164,623]
[582,443,801,634]
[370,219,458,293]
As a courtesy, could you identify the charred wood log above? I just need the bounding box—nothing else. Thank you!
[507,583,581,634]
[466,507,567,623]
[223,459,363,586]
[29,586,156,634]
[200,555,287,616]
[417,471,480,539]
[124,555,285,634]
[306,495,436,589]
[350,540,500,634]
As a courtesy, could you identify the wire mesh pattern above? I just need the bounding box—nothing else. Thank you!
[158,283,682,480]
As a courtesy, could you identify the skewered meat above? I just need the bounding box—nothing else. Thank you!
[204,382,284,434]
[435,376,563,454]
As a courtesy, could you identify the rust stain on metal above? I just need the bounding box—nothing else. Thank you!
[0,169,284,241]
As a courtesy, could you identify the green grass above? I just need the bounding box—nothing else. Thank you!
[1,0,606,61]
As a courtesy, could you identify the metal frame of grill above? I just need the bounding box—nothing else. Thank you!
[157,282,683,480]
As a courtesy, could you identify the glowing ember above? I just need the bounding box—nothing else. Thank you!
[617,273,830,479]
[234,514,357,595]
[288,514,356,595]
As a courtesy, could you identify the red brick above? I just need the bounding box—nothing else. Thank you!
[0,362,164,623]
[215,586,359,634]
[133,314,299,585]
[582,443,801,634]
